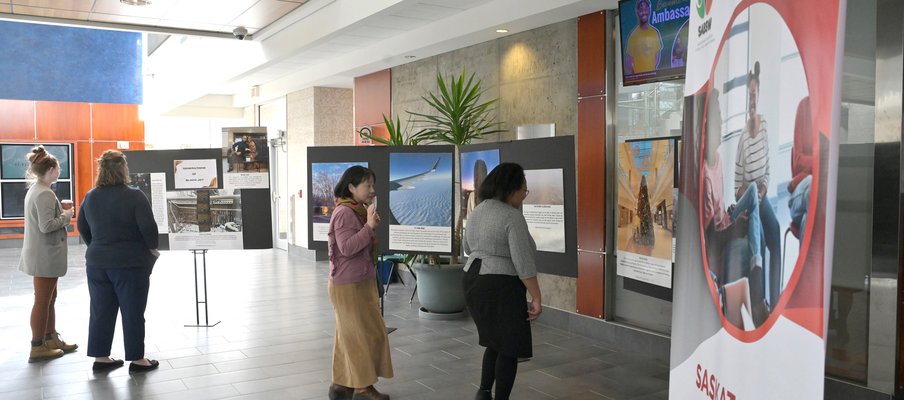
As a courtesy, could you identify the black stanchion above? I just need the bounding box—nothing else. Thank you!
[185,249,221,328]
[379,254,397,334]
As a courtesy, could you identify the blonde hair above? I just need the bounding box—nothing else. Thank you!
[26,145,59,182]
[95,150,130,187]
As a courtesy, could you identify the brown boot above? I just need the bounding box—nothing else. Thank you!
[45,332,78,353]
[329,383,354,400]
[28,343,64,363]
[352,386,389,400]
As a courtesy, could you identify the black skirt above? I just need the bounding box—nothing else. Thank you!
[462,259,532,358]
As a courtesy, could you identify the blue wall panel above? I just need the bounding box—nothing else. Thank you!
[0,21,142,104]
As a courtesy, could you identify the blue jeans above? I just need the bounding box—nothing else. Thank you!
[788,175,812,238]
[759,194,781,304]
[730,183,763,263]
[87,266,151,361]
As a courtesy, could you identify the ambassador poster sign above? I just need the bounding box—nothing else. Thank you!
[669,1,845,399]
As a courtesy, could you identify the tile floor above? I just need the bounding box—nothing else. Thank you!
[0,246,668,399]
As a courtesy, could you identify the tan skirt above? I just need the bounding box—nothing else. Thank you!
[329,278,394,388]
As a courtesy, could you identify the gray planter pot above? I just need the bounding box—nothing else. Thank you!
[412,262,467,320]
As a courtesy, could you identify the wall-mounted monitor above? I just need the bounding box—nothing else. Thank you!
[0,143,72,180]
[618,0,689,86]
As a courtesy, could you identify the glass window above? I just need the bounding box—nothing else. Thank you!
[0,143,74,219]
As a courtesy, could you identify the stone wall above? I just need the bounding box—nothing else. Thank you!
[391,19,579,312]
[287,87,354,247]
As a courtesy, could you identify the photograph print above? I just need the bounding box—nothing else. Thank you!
[700,3,811,331]
[311,162,368,242]
[460,149,500,222]
[388,152,453,227]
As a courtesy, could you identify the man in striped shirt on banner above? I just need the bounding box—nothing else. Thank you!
[734,61,782,308]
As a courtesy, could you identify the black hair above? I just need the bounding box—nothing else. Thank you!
[747,61,760,86]
[477,162,525,203]
[333,165,376,199]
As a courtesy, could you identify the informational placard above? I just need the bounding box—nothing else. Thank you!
[223,131,270,192]
[166,190,243,250]
[388,152,453,253]
[223,173,269,194]
[174,159,218,189]
[129,172,169,233]
[522,169,565,253]
[311,162,368,242]
[669,1,844,399]
[616,139,676,288]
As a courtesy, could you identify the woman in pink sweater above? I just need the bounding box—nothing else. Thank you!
[327,165,393,400]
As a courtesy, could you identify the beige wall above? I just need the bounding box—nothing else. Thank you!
[390,20,579,312]
[287,87,354,246]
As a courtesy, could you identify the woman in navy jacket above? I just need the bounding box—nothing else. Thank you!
[77,150,160,373]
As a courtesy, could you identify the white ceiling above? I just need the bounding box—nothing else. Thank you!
[0,0,307,35]
[2,0,618,115]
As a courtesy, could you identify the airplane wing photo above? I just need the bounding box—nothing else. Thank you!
[389,158,441,191]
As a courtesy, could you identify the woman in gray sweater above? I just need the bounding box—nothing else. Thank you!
[20,146,77,362]
[462,162,542,400]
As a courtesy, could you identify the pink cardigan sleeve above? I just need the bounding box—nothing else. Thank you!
[331,207,374,257]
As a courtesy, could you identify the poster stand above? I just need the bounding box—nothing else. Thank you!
[184,249,221,328]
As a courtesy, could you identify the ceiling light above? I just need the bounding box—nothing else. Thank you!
[120,0,152,5]
[496,29,509,33]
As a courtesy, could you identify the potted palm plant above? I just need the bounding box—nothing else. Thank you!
[406,69,504,319]
[359,69,503,320]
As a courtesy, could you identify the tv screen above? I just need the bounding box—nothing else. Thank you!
[1,182,26,219]
[0,144,72,179]
[618,0,690,86]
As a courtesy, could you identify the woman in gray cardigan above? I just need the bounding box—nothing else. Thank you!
[19,146,77,362]
[462,162,542,400]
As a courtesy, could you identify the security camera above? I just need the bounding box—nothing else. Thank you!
[233,26,248,40]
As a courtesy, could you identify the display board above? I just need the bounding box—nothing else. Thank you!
[222,128,270,193]
[307,138,576,277]
[616,137,678,295]
[306,146,389,252]
[306,145,455,255]
[124,149,271,250]
[463,136,578,277]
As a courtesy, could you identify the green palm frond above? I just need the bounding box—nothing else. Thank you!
[409,69,504,145]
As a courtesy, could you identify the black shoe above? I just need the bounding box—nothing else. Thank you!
[329,383,354,400]
[475,389,493,400]
[128,359,159,373]
[92,359,124,372]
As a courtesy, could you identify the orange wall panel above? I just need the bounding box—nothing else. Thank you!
[36,101,91,141]
[0,99,36,140]
[577,11,606,98]
[354,69,392,134]
[575,11,608,319]
[576,251,605,318]
[91,103,144,141]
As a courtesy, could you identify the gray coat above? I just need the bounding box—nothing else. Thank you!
[463,199,538,279]
[19,183,70,277]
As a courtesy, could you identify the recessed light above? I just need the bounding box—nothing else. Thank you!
[120,0,152,5]
[496,29,509,33]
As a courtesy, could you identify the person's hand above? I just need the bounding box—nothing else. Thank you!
[757,182,767,201]
[366,202,380,230]
[62,208,74,219]
[527,298,542,321]
[727,204,736,215]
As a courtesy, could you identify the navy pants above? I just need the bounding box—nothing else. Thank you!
[86,266,151,361]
